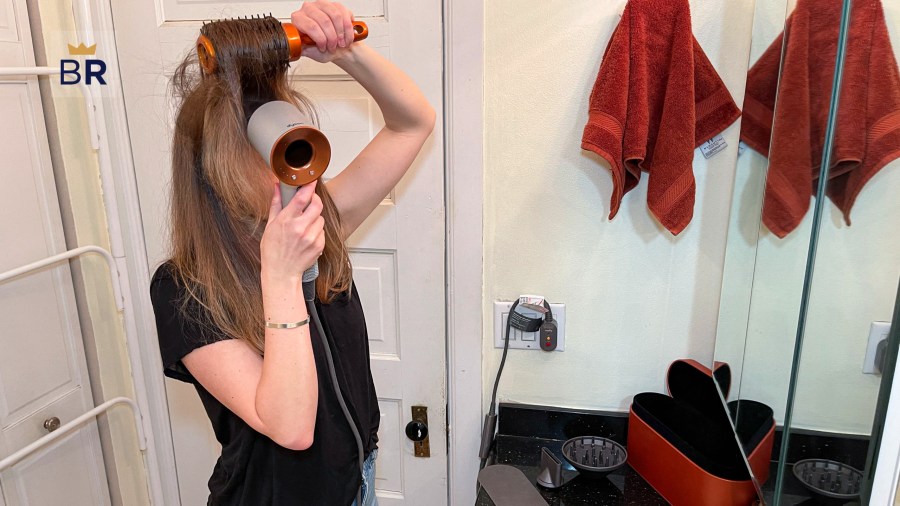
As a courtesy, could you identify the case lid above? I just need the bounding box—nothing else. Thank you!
[665,359,732,427]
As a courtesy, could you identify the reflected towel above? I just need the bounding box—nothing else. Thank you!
[581,0,741,235]
[741,0,900,238]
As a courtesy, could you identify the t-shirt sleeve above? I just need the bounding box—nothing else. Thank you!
[149,264,232,383]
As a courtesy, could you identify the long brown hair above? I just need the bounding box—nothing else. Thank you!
[169,15,351,354]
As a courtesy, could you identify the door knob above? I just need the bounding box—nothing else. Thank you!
[43,416,61,433]
[405,420,428,442]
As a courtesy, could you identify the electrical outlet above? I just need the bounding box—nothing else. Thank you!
[493,301,566,351]
[863,321,891,374]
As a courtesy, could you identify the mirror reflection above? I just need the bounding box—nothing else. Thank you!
[716,0,900,503]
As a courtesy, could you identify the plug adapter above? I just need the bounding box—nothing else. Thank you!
[540,318,558,351]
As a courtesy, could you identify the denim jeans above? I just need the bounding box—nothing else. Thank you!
[351,449,378,506]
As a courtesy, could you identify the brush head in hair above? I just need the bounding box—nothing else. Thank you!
[196,15,290,76]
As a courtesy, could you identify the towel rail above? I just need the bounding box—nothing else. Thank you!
[0,397,146,473]
[0,246,124,311]
[0,65,99,149]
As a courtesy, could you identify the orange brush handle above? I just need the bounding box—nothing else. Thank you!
[282,21,368,60]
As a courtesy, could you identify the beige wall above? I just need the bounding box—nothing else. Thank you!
[26,0,149,504]
[483,0,756,411]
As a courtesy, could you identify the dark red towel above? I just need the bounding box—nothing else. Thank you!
[741,0,900,238]
[581,0,741,235]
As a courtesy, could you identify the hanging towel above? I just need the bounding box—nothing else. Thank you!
[741,0,900,238]
[581,0,741,235]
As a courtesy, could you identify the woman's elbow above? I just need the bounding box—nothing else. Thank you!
[420,104,436,133]
[275,428,315,451]
[266,417,316,451]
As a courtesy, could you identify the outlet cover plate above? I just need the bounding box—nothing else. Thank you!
[863,321,891,374]
[493,301,566,351]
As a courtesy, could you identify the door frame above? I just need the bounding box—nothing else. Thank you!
[80,0,180,503]
[443,0,484,505]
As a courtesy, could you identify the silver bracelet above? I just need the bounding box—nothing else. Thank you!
[264,318,310,329]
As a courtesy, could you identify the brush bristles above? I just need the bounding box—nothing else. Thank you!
[198,15,290,76]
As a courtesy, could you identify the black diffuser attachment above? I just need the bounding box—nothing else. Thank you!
[562,436,628,477]
[792,459,862,504]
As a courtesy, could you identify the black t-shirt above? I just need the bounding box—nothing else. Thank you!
[150,264,380,506]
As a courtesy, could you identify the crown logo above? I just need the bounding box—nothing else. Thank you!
[67,43,97,56]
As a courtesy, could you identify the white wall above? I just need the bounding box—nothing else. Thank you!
[717,2,900,435]
[482,0,756,411]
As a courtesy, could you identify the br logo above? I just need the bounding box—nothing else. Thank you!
[61,43,107,85]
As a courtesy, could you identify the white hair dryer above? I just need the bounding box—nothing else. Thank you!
[247,100,331,295]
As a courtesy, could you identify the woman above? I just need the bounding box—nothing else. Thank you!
[149,1,435,504]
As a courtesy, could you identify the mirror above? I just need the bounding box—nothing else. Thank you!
[715,0,900,503]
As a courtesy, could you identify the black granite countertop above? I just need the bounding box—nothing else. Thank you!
[475,435,667,506]
[474,404,871,505]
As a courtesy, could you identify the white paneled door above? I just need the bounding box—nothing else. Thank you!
[109,1,446,505]
[0,0,110,505]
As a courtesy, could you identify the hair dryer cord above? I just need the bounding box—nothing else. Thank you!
[305,291,365,505]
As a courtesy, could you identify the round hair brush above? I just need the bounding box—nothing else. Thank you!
[197,16,368,75]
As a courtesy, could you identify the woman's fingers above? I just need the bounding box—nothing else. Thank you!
[318,1,349,48]
[305,3,339,52]
[312,215,325,236]
[303,193,324,219]
[267,183,283,222]
[313,226,326,255]
[292,9,328,52]
[284,181,318,215]
[293,195,324,232]
[289,202,324,264]
[336,3,354,46]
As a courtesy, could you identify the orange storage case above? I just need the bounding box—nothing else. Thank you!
[627,359,775,506]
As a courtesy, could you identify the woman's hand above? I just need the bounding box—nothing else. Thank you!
[260,181,325,283]
[291,0,357,63]
[189,183,322,452]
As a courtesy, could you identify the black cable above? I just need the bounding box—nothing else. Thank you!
[305,293,365,506]
[479,299,520,470]
[489,299,519,418]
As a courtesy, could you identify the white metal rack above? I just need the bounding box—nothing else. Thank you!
[0,245,124,310]
[0,246,145,471]
[0,397,146,473]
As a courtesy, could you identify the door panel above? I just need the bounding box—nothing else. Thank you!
[0,1,110,505]
[3,391,106,505]
[12,435,103,505]
[0,0,20,64]
[350,250,399,356]
[111,0,446,504]
[374,399,402,494]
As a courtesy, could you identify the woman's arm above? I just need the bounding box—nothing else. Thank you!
[182,183,325,451]
[292,1,436,238]
[327,44,436,237]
